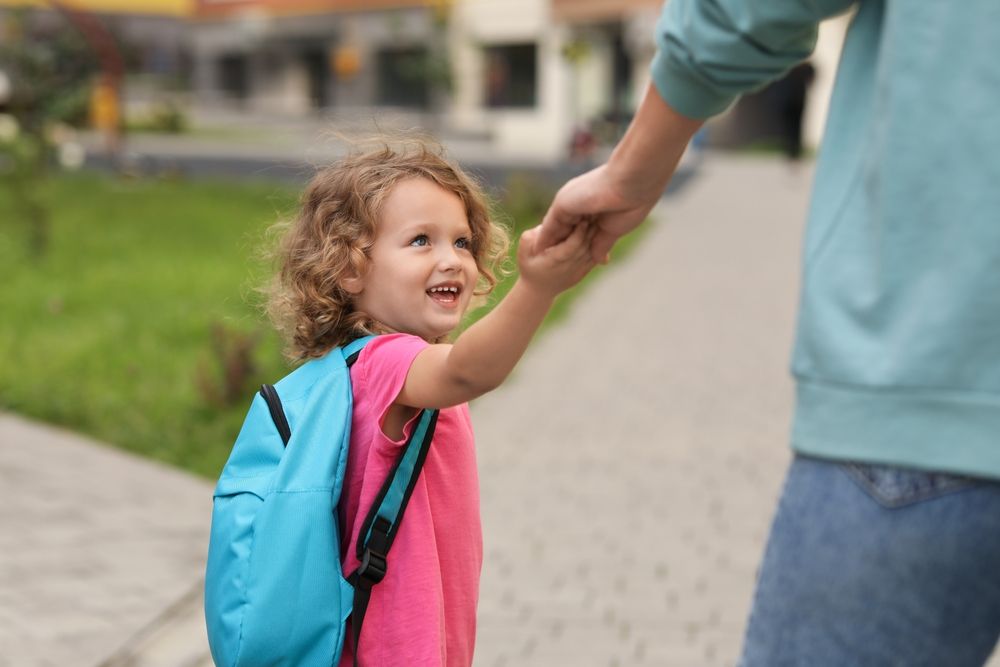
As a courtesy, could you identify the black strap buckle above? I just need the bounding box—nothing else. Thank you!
[356,548,387,585]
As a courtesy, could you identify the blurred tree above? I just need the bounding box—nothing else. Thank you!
[427,0,454,103]
[0,6,113,257]
[388,0,452,126]
[53,1,126,158]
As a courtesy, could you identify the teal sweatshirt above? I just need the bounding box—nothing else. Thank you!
[651,0,1000,479]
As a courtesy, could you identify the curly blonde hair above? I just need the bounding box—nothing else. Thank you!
[266,140,509,361]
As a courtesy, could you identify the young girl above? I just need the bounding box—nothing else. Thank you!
[267,141,595,666]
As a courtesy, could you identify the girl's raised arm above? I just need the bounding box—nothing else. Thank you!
[396,223,595,409]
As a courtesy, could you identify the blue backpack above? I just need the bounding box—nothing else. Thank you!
[204,336,439,667]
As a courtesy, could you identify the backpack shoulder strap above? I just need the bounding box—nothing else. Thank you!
[348,407,439,665]
[259,384,291,447]
[342,335,374,367]
[259,337,375,449]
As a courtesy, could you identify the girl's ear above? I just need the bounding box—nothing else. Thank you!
[341,275,364,295]
[341,266,365,295]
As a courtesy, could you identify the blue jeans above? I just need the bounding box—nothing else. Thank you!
[739,456,1000,666]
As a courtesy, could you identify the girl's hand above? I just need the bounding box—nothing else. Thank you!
[516,221,598,298]
[398,222,597,410]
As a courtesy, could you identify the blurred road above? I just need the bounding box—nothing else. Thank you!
[4,153,995,666]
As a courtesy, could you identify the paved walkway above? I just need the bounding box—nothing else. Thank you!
[0,414,213,667]
[3,154,997,666]
[470,155,805,666]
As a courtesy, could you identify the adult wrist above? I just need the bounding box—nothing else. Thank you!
[607,82,703,203]
[605,148,664,206]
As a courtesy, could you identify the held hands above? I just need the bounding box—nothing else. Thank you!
[536,163,658,264]
[517,221,598,299]
[535,82,703,261]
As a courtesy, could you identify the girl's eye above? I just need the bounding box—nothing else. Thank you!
[455,237,471,250]
[410,234,429,247]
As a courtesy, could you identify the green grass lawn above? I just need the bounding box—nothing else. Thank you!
[0,171,646,478]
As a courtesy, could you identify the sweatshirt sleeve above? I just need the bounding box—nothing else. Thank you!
[651,0,857,119]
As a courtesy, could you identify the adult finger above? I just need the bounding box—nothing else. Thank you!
[545,221,588,261]
[591,228,618,264]
[537,203,579,251]
[574,223,599,261]
[565,219,591,255]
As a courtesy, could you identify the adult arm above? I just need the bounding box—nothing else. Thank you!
[538,0,857,260]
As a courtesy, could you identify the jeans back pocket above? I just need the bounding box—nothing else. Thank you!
[842,462,978,508]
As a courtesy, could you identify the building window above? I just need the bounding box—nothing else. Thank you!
[217,53,249,100]
[376,47,430,108]
[484,43,537,108]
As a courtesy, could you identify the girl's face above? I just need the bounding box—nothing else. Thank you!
[347,178,479,342]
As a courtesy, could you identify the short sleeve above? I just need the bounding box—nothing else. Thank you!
[352,333,429,442]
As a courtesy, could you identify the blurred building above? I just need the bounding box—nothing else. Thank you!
[449,0,660,160]
[187,0,664,160]
[448,0,848,161]
[0,0,848,162]
[188,1,442,115]
[0,0,192,81]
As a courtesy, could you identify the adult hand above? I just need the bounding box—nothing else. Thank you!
[537,163,660,263]
[537,82,703,263]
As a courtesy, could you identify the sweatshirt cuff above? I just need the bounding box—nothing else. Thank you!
[650,49,738,120]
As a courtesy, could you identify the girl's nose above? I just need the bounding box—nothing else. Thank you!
[436,245,462,271]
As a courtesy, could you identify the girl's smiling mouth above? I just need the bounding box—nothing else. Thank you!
[427,283,462,306]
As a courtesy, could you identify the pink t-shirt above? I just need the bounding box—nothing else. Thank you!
[338,334,483,667]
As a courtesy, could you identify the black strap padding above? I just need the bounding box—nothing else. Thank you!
[348,518,391,667]
[259,384,291,447]
[350,570,376,667]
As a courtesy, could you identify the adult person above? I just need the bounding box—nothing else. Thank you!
[537,1,1000,665]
